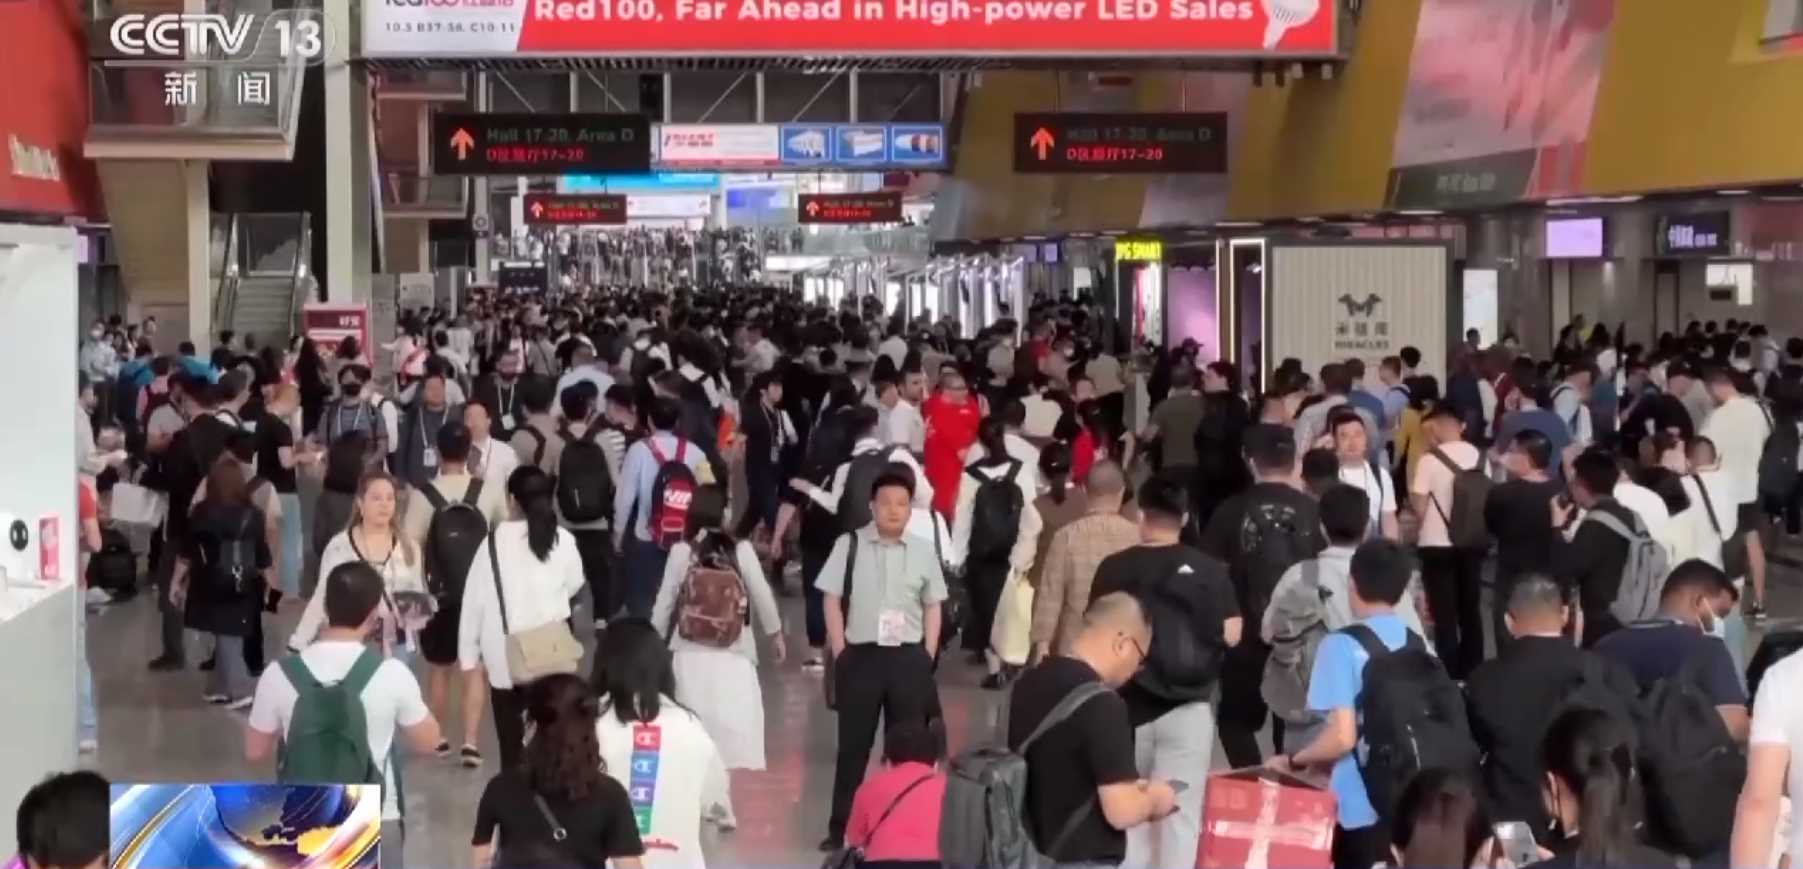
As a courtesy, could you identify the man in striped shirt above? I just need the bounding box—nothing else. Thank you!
[1031,460,1138,661]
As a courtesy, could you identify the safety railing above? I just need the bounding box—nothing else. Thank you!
[210,214,242,335]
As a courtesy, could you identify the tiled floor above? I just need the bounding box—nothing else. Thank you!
[85,590,1011,869]
[87,545,1803,868]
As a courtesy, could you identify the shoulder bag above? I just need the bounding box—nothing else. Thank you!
[488,529,582,684]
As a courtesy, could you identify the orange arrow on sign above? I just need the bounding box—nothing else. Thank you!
[450,128,475,160]
[530,202,545,218]
[1029,127,1054,160]
[805,201,820,216]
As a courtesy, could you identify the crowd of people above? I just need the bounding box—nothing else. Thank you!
[54,287,1803,869]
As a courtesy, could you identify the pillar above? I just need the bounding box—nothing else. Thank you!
[323,0,373,303]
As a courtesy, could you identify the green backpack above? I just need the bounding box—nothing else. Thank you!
[277,650,384,784]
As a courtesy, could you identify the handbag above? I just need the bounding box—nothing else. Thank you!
[824,532,858,710]
[110,481,166,527]
[488,529,582,685]
[819,773,934,869]
[1692,473,1751,579]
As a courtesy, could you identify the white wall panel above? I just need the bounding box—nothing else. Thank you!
[1268,244,1451,384]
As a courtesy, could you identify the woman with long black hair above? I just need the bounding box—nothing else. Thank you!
[471,673,645,869]
[952,417,1041,689]
[1533,708,1674,868]
[594,619,734,869]
[460,466,588,770]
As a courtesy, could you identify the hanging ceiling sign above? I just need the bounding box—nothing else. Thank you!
[522,193,628,225]
[362,0,1339,58]
[656,123,946,169]
[1013,112,1228,173]
[430,113,651,175]
[798,191,903,224]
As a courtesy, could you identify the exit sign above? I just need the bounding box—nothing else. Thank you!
[798,192,903,224]
[1013,112,1228,174]
[523,193,627,225]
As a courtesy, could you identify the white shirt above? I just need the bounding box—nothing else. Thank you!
[457,521,587,689]
[1613,480,1672,544]
[597,703,732,869]
[555,366,616,413]
[1681,468,1746,573]
[247,639,429,821]
[1703,395,1772,505]
[803,437,935,514]
[882,399,925,453]
[1021,393,1062,440]
[469,436,522,493]
[951,461,1043,574]
[878,335,909,370]
[750,338,781,373]
[963,432,1042,500]
[1750,652,1803,861]
[1339,461,1396,527]
[291,532,426,652]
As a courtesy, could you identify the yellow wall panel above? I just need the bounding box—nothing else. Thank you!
[1582,0,1803,194]
[1225,0,1423,220]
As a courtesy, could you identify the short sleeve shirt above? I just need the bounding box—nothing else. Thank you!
[1412,441,1480,547]
[1307,612,1411,830]
[1750,652,1803,861]
[1338,461,1397,527]
[813,527,948,645]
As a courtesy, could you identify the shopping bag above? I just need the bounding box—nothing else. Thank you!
[1197,768,1336,869]
[988,571,1035,666]
[110,482,166,528]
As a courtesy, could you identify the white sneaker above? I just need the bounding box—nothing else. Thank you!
[85,588,112,607]
[201,692,229,704]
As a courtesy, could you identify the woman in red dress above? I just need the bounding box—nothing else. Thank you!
[922,367,983,518]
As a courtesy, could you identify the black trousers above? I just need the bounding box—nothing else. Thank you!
[570,528,616,621]
[154,540,184,663]
[1332,822,1392,869]
[962,559,1009,654]
[491,685,528,772]
[1420,546,1487,679]
[1218,638,1282,768]
[828,644,941,838]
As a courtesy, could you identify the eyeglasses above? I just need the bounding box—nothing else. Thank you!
[1123,634,1150,671]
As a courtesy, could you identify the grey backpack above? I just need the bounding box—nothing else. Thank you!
[940,680,1110,869]
[1587,510,1668,625]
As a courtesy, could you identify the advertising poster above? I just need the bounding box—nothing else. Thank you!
[363,0,1337,58]
[1387,0,1616,209]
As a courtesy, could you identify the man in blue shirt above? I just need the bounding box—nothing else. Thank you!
[1266,538,1419,869]
[612,395,713,618]
[1345,359,1389,463]
[1494,377,1572,474]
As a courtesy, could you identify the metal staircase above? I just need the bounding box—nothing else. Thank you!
[212,212,313,347]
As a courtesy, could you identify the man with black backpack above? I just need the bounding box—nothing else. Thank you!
[790,405,936,525]
[1088,474,1239,869]
[1409,406,1490,678]
[401,422,508,768]
[246,562,441,856]
[554,382,625,621]
[1201,431,1324,768]
[148,380,241,672]
[1595,559,1748,859]
[1266,539,1477,869]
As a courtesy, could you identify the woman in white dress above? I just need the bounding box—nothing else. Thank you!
[290,471,426,656]
[594,619,734,869]
[650,485,784,771]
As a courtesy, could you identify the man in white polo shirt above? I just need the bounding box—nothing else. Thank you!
[245,562,441,856]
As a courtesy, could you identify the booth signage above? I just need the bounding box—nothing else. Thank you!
[798,191,903,224]
[498,264,549,295]
[1013,113,1228,174]
[362,0,1338,58]
[522,193,627,225]
[1114,239,1163,261]
[1656,211,1732,257]
[561,172,721,191]
[431,113,650,175]
[658,123,946,169]
[302,304,370,357]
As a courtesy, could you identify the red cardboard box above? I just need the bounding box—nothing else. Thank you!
[1198,768,1337,869]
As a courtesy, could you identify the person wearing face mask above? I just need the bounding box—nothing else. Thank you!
[1593,559,1748,742]
[394,373,456,489]
[318,365,388,470]
[254,385,313,604]
[1531,708,1676,869]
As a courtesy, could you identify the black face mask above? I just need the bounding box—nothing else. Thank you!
[500,371,519,383]
[340,381,363,398]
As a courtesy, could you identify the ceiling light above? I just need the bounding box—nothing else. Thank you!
[1398,209,1442,216]
[1763,195,1803,202]
[1215,220,1263,228]
[1297,216,1324,223]
[1718,189,1752,196]
[1545,195,1643,206]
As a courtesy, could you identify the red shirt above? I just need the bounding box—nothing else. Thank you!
[845,763,944,863]
[923,393,982,516]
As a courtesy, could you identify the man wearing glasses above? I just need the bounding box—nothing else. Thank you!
[1007,592,1179,868]
[922,367,983,518]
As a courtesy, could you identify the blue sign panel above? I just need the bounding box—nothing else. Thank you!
[834,126,890,166]
[889,124,946,165]
[779,125,834,165]
[561,172,720,192]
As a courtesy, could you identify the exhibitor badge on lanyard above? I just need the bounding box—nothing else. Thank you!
[420,420,438,469]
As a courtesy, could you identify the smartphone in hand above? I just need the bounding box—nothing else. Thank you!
[1493,821,1539,867]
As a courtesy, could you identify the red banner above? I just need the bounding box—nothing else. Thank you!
[0,0,102,219]
[364,0,1337,57]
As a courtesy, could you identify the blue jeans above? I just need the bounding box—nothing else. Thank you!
[621,536,669,619]
[277,493,304,597]
[76,605,96,743]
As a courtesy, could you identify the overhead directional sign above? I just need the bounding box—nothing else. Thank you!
[662,123,945,170]
[798,192,903,225]
[1012,112,1228,174]
[523,193,627,226]
[431,113,650,175]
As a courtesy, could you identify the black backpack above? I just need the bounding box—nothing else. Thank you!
[1425,447,1493,549]
[965,459,1024,564]
[199,511,260,597]
[1758,404,1799,503]
[557,424,614,524]
[1344,624,1480,822]
[838,445,905,533]
[87,527,137,595]
[419,480,489,605]
[1237,502,1315,624]
[1634,651,1746,858]
[1141,561,1228,693]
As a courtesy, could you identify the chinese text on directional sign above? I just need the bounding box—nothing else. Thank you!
[431,113,651,175]
[523,193,628,225]
[1013,113,1228,174]
[798,192,904,225]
